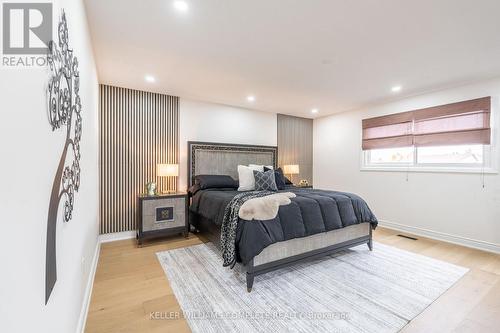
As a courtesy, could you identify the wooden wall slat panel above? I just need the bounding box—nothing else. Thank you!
[277,114,313,185]
[99,85,179,234]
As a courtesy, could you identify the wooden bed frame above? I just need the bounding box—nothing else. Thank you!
[187,141,373,292]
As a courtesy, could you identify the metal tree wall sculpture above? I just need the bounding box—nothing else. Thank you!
[45,11,82,304]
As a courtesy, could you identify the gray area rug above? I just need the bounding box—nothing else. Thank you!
[157,242,468,333]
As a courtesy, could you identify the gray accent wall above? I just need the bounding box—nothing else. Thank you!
[99,85,179,234]
[277,114,313,184]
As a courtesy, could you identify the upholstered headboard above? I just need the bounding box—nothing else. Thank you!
[187,141,278,187]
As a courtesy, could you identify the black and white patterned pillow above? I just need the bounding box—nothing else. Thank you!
[253,170,278,191]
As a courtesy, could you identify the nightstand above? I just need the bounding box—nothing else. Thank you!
[137,192,188,246]
[296,185,313,189]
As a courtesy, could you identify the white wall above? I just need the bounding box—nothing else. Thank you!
[0,0,99,332]
[314,79,500,249]
[179,99,277,190]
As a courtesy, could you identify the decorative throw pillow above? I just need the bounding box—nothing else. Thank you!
[264,166,286,190]
[237,165,256,191]
[195,175,238,189]
[253,170,278,191]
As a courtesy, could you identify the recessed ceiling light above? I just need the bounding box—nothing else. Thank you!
[311,108,319,114]
[145,75,155,83]
[247,95,256,102]
[391,85,402,92]
[173,1,189,12]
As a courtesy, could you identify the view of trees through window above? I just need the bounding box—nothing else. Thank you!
[369,147,413,164]
[367,145,484,166]
[417,145,483,164]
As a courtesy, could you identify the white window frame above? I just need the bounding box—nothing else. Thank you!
[361,145,497,174]
[360,102,498,174]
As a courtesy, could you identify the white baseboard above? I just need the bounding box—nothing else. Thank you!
[76,240,101,333]
[379,220,500,254]
[98,230,136,243]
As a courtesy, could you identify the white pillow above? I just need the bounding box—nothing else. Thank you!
[237,165,256,191]
[248,164,274,172]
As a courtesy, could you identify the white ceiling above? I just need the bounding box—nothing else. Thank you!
[84,0,500,118]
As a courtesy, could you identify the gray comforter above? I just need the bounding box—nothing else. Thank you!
[190,187,378,265]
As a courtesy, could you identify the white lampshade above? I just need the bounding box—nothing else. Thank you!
[283,164,300,175]
[157,164,179,177]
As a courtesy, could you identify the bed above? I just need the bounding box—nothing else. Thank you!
[187,141,378,292]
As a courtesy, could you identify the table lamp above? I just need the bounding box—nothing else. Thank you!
[283,164,299,184]
[157,163,179,194]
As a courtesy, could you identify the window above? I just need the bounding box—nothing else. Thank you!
[365,144,489,170]
[361,97,494,172]
[417,144,483,164]
[368,147,414,164]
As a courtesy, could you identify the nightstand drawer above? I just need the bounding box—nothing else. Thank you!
[141,197,186,232]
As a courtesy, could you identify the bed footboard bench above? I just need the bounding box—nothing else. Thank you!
[245,222,372,292]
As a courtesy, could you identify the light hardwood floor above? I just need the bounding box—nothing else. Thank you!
[85,228,500,333]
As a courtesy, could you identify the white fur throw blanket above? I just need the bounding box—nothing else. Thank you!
[238,192,296,221]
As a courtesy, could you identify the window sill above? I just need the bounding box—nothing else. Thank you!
[360,166,498,174]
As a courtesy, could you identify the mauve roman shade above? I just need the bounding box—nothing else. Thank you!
[413,97,491,147]
[362,97,491,150]
[362,111,413,150]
